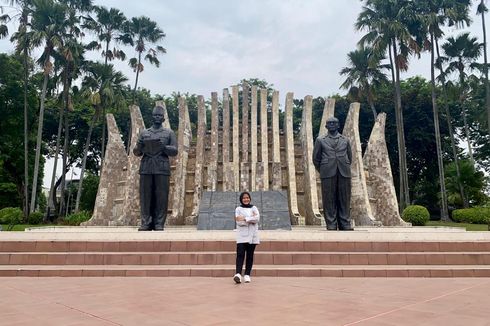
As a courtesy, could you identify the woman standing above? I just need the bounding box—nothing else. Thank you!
[233,191,260,283]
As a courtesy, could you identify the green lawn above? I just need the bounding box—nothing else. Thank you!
[426,221,489,231]
[1,224,56,231]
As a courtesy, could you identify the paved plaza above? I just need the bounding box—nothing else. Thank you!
[1,277,489,325]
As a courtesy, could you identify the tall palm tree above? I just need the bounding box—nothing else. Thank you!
[413,0,471,220]
[28,0,68,213]
[477,0,490,136]
[340,46,390,119]
[356,0,419,211]
[442,32,482,163]
[4,0,34,219]
[83,5,131,162]
[75,62,127,212]
[127,16,166,102]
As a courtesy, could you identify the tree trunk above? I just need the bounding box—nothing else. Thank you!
[435,39,468,208]
[430,33,449,221]
[23,46,29,221]
[30,71,49,213]
[481,0,490,137]
[366,86,377,119]
[59,73,72,216]
[392,39,410,211]
[74,109,98,212]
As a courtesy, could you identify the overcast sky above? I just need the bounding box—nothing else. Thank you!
[0,0,486,186]
[0,0,485,101]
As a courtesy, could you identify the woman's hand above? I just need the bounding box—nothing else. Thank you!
[235,215,245,222]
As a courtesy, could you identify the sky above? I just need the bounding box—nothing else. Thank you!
[0,0,486,186]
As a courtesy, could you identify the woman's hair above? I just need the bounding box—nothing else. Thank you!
[239,191,253,208]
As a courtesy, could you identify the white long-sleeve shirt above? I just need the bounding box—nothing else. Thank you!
[235,206,260,244]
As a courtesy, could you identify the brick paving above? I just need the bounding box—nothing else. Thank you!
[1,277,489,325]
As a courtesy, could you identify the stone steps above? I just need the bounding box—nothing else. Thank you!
[1,265,490,277]
[2,252,490,265]
[1,239,489,277]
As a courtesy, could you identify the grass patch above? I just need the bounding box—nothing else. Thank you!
[1,224,56,231]
[426,221,489,231]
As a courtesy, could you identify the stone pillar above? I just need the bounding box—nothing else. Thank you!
[240,83,250,190]
[170,97,192,225]
[364,113,410,226]
[271,90,282,190]
[84,114,128,226]
[222,88,233,191]
[207,92,219,191]
[316,98,335,215]
[258,89,269,190]
[250,86,258,191]
[119,105,145,226]
[343,102,377,226]
[284,92,303,225]
[319,98,335,137]
[300,96,324,225]
[188,96,207,224]
[232,85,240,191]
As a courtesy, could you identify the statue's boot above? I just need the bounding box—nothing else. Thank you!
[138,215,153,231]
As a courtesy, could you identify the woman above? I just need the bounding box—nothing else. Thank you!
[233,191,260,284]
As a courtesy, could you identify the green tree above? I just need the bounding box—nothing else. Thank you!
[127,16,166,103]
[445,159,489,207]
[477,0,490,136]
[340,46,390,119]
[356,0,420,210]
[76,62,128,212]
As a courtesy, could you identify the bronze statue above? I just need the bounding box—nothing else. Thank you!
[133,105,178,231]
[313,117,353,231]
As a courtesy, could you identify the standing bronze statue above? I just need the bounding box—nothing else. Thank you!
[133,105,178,231]
[313,117,353,231]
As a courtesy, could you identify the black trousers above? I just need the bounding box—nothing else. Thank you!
[235,243,257,275]
[321,174,352,230]
[139,174,170,229]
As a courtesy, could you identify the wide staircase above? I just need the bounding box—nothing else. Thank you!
[1,238,490,277]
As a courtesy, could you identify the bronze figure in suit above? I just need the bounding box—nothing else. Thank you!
[133,105,178,231]
[313,117,353,230]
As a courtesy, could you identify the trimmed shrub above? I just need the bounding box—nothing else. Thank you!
[402,205,430,226]
[452,207,490,225]
[0,207,23,225]
[28,212,44,225]
[62,211,91,226]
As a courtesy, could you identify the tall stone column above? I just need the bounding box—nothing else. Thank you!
[119,105,145,226]
[170,97,192,225]
[258,89,269,190]
[300,96,324,225]
[222,88,233,191]
[188,96,207,224]
[207,92,219,191]
[240,83,250,190]
[343,102,377,226]
[250,86,258,191]
[232,85,240,191]
[83,114,128,226]
[319,98,335,137]
[284,93,303,225]
[364,113,410,226]
[271,90,282,190]
[316,98,335,215]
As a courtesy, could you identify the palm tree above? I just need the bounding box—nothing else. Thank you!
[127,16,166,102]
[340,46,390,119]
[442,32,482,163]
[477,0,490,136]
[75,62,128,212]
[83,5,131,162]
[356,0,419,211]
[4,0,34,219]
[413,0,471,220]
[29,0,68,213]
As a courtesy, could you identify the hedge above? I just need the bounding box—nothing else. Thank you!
[452,207,490,224]
[402,205,430,226]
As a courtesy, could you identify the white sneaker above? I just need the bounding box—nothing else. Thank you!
[233,273,242,284]
[244,275,251,283]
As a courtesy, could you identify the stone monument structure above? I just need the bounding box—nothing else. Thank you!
[84,85,405,228]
